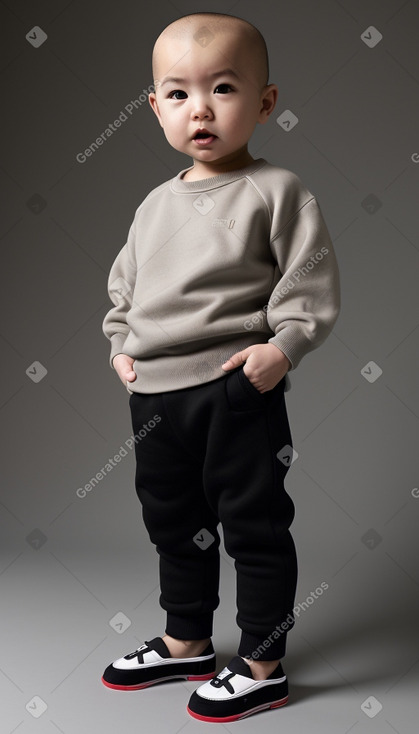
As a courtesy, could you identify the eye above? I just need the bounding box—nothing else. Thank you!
[168,90,187,100]
[214,84,233,94]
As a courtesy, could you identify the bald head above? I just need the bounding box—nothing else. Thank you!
[152,12,269,91]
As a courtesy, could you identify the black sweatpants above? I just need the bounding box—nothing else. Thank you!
[128,364,298,661]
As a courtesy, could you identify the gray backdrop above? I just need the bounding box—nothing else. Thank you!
[1,1,418,732]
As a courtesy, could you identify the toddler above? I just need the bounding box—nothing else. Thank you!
[101,11,340,722]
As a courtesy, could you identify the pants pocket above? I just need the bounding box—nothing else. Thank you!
[225,366,284,412]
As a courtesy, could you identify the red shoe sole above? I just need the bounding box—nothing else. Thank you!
[101,671,215,691]
[187,695,288,722]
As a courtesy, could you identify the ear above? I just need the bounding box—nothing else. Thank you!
[258,84,278,123]
[149,92,164,128]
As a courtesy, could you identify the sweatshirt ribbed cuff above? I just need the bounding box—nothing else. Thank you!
[109,334,128,368]
[268,329,312,372]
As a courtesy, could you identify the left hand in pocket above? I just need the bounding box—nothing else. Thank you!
[221,343,291,392]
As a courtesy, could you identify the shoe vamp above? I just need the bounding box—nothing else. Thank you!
[113,650,163,670]
[197,674,282,700]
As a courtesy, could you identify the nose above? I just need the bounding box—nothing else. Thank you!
[190,95,213,121]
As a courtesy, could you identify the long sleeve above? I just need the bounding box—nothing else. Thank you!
[102,219,137,369]
[100,159,341,393]
[267,196,341,370]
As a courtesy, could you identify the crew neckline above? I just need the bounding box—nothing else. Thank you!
[171,158,268,192]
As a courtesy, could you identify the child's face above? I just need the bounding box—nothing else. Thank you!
[149,28,277,170]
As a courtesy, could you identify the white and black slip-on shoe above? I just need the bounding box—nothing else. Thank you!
[101,636,216,690]
[187,655,288,722]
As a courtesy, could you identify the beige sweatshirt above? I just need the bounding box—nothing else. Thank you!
[102,158,340,394]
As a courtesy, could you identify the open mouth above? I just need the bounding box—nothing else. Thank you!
[193,131,217,145]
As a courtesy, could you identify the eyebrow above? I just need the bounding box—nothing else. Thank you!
[160,68,240,86]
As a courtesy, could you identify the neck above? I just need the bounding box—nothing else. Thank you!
[183,149,254,182]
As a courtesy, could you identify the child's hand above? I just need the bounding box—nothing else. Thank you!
[112,353,137,387]
[221,344,291,393]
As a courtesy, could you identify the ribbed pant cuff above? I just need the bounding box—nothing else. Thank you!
[165,612,214,640]
[238,629,288,661]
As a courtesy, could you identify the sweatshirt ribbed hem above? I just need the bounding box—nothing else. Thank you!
[124,333,271,394]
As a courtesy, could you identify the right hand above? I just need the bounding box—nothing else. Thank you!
[112,353,137,387]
